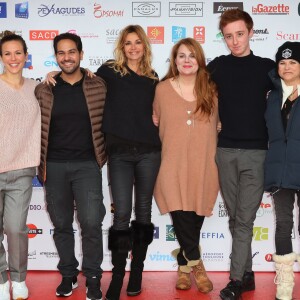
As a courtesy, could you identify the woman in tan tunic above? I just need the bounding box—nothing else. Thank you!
[153,38,219,293]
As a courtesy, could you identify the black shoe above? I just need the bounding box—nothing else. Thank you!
[86,277,102,300]
[241,271,255,292]
[56,275,78,297]
[220,280,242,300]
[126,269,142,296]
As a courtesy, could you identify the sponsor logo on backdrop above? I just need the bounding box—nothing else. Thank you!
[277,31,300,41]
[28,250,37,260]
[24,54,32,69]
[201,232,225,239]
[212,31,224,43]
[147,26,164,44]
[202,252,224,262]
[43,55,58,67]
[169,2,203,17]
[106,28,121,43]
[149,251,176,261]
[265,253,273,262]
[68,29,99,39]
[88,56,110,67]
[40,251,59,258]
[15,2,29,19]
[32,176,42,187]
[37,4,85,17]
[218,202,228,217]
[252,4,289,15]
[27,224,43,238]
[251,28,269,42]
[172,26,186,43]
[213,2,243,13]
[29,30,59,40]
[194,26,205,44]
[154,226,159,239]
[0,2,7,18]
[29,204,45,211]
[94,3,124,18]
[132,2,161,17]
[253,227,269,241]
[166,225,177,241]
[256,201,272,217]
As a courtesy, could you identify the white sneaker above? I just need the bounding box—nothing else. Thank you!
[0,281,10,300]
[12,281,28,300]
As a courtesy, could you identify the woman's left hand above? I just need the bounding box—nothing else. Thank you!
[85,68,96,78]
[44,71,59,86]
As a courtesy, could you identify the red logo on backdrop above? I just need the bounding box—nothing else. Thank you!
[194,26,205,44]
[27,224,43,238]
[147,26,164,44]
[252,4,289,15]
[93,3,124,18]
[29,30,59,40]
[265,253,273,262]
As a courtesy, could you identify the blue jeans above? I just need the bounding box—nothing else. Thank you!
[44,160,105,278]
[0,167,35,283]
[108,151,161,230]
[273,188,300,255]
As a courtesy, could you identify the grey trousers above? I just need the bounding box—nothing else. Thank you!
[0,167,35,283]
[216,147,266,281]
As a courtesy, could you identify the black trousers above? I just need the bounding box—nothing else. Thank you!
[45,160,105,278]
[170,210,205,265]
[108,150,161,230]
[273,188,300,255]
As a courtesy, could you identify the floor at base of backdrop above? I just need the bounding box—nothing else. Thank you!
[18,271,300,300]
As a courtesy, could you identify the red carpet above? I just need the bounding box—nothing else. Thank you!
[23,271,300,299]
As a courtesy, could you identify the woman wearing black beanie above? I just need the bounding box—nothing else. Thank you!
[265,41,300,300]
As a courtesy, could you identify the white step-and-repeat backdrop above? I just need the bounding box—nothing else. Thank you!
[1,0,299,272]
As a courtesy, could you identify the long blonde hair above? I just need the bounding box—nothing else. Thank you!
[163,38,216,116]
[108,25,157,80]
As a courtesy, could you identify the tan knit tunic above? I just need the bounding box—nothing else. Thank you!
[153,79,219,217]
[0,78,40,173]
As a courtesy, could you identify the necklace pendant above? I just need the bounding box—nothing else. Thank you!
[187,119,192,126]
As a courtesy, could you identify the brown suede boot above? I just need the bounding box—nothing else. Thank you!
[192,259,213,293]
[176,266,192,290]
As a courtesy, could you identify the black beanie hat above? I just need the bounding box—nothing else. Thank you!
[275,41,300,64]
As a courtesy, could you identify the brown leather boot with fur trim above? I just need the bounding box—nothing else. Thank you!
[176,266,192,290]
[192,260,213,293]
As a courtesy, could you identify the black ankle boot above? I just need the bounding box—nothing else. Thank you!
[105,227,132,300]
[241,271,255,292]
[126,221,154,296]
